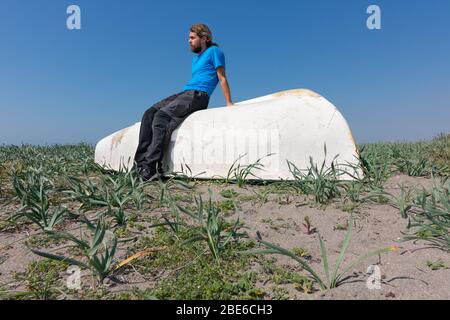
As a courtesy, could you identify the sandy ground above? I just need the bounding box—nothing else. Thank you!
[0,173,449,300]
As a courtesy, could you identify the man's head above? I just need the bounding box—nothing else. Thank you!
[189,23,218,54]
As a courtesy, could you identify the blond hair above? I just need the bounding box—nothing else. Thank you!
[190,23,218,47]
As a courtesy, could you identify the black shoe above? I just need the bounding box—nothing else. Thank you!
[156,161,165,175]
[138,167,158,182]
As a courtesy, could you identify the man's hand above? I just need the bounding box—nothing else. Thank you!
[217,66,233,107]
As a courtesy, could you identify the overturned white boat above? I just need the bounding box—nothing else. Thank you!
[95,89,363,181]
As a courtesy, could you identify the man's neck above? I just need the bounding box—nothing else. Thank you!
[198,45,208,55]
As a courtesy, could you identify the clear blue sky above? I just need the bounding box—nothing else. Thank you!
[1,0,449,145]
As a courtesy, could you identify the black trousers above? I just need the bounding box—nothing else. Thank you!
[134,89,209,173]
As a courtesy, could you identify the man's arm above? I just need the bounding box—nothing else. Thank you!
[217,66,233,106]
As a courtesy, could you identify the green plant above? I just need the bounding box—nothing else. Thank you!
[375,184,419,218]
[171,162,205,186]
[63,168,142,212]
[212,154,245,185]
[153,181,190,238]
[398,157,429,177]
[402,177,450,250]
[122,167,150,210]
[213,153,273,187]
[334,222,348,231]
[291,247,311,259]
[217,199,237,213]
[302,216,316,235]
[287,153,343,205]
[31,219,118,284]
[63,175,107,209]
[391,143,429,176]
[340,180,365,204]
[177,189,244,261]
[426,259,448,271]
[232,154,272,187]
[427,133,450,177]
[357,145,394,188]
[104,205,128,227]
[102,187,132,227]
[12,168,68,231]
[249,215,396,290]
[340,201,359,213]
[251,187,272,206]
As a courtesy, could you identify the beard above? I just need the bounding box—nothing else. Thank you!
[191,44,202,53]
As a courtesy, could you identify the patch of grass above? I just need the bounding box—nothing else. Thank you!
[427,133,450,176]
[217,199,237,213]
[402,177,450,251]
[340,181,366,204]
[291,247,311,259]
[261,218,278,231]
[153,244,262,299]
[238,194,259,202]
[271,286,290,300]
[11,259,68,300]
[127,231,263,299]
[261,258,313,294]
[24,233,67,249]
[114,226,134,239]
[126,230,179,274]
[340,201,359,213]
[426,259,448,271]
[365,188,390,204]
[357,145,394,189]
[261,218,290,232]
[333,222,348,231]
[171,192,193,203]
[220,189,239,198]
[0,219,18,233]
[132,223,146,232]
[391,143,430,177]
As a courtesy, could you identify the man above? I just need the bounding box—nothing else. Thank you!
[134,23,233,181]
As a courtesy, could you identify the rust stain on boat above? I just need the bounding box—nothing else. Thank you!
[111,127,130,149]
[273,89,321,98]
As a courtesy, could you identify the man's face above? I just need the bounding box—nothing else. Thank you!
[189,31,204,53]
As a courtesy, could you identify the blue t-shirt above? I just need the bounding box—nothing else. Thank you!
[183,45,225,97]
